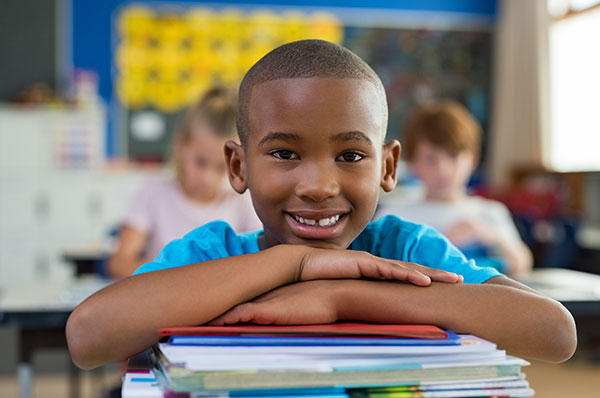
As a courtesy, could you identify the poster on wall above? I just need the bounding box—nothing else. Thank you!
[112,4,492,163]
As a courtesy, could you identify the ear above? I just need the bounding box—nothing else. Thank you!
[224,140,248,194]
[380,139,401,192]
[468,151,480,172]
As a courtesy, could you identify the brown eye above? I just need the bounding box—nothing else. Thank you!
[271,150,299,160]
[337,152,364,162]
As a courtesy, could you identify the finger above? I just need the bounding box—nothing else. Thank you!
[358,260,432,286]
[208,304,254,325]
[428,269,462,283]
[426,270,461,283]
[206,313,229,326]
[354,258,406,280]
[396,267,431,286]
[403,263,462,283]
[358,255,460,285]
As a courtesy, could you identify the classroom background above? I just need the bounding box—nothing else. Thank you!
[1,0,600,397]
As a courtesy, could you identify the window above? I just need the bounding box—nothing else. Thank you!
[548,0,600,171]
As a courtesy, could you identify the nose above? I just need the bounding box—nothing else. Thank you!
[294,161,341,202]
[434,157,453,179]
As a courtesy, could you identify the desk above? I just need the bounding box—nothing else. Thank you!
[62,249,107,276]
[518,268,600,356]
[517,268,600,316]
[0,276,113,398]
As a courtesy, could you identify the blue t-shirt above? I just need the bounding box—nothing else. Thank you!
[134,215,503,284]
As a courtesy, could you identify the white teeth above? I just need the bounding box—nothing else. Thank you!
[293,214,342,227]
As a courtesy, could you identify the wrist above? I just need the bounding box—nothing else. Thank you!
[303,279,348,323]
[268,244,313,284]
[330,279,353,321]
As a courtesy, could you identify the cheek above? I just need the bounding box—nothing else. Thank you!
[187,163,206,177]
[454,162,473,183]
[216,168,228,181]
[247,173,289,239]
[343,168,380,214]
[248,162,290,205]
[181,158,197,176]
[410,162,431,181]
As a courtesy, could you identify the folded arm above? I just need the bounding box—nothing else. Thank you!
[66,246,459,369]
[67,245,301,369]
[214,276,576,363]
[335,276,576,363]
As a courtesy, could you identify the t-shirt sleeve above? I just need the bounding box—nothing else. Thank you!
[121,181,155,233]
[404,223,504,284]
[133,220,239,275]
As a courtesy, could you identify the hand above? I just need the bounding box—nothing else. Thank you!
[445,219,496,247]
[208,280,339,325]
[297,247,463,286]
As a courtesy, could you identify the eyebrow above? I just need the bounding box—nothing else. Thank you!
[257,130,374,148]
[331,131,373,146]
[258,132,302,148]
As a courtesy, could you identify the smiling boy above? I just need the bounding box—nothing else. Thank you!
[66,40,576,370]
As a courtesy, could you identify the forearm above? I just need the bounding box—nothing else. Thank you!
[107,226,148,278]
[106,253,145,279]
[493,239,533,276]
[335,277,576,363]
[67,244,302,369]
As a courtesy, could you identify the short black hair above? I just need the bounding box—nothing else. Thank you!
[236,39,388,146]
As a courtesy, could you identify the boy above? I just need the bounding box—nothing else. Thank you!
[377,102,532,276]
[66,40,576,370]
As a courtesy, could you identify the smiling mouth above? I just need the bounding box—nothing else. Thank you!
[291,214,343,227]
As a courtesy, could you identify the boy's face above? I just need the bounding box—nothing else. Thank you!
[226,77,399,250]
[409,140,476,198]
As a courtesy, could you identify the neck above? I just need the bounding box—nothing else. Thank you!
[425,187,467,203]
[178,178,219,203]
[257,233,269,251]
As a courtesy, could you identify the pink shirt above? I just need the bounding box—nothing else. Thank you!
[122,177,262,261]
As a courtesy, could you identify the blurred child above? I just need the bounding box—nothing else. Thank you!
[107,87,261,278]
[67,40,575,370]
[377,101,533,276]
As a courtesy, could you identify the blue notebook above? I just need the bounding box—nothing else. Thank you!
[168,331,460,347]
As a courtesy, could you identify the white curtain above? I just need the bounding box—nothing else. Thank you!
[488,0,552,186]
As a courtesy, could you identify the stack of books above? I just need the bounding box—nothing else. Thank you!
[122,323,534,397]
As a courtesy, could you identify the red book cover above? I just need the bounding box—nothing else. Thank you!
[158,323,448,339]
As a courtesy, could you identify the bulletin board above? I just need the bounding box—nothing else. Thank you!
[112,4,492,163]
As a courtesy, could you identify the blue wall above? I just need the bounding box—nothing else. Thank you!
[71,0,497,155]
